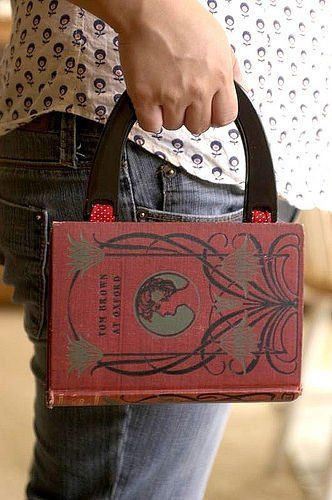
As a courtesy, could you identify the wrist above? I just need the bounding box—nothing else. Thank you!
[69,0,144,33]
[99,0,144,33]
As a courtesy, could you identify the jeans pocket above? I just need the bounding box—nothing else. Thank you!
[135,205,243,222]
[0,195,49,342]
[125,139,245,223]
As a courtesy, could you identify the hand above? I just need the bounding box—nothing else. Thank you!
[116,0,243,134]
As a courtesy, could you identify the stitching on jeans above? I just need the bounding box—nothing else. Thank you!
[0,195,46,213]
[0,164,91,175]
[136,205,243,222]
[59,113,78,169]
[167,174,173,212]
[119,146,138,222]
[0,196,49,341]
[0,159,79,169]
[109,405,132,500]
[36,208,49,342]
[161,166,168,212]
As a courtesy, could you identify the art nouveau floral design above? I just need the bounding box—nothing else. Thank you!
[217,312,259,374]
[67,333,103,374]
[67,232,105,276]
[64,229,302,378]
[218,237,261,296]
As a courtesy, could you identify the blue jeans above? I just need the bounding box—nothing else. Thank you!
[0,111,296,499]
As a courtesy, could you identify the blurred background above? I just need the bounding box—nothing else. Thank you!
[0,1,331,499]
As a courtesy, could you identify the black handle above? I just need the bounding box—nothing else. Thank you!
[83,81,277,222]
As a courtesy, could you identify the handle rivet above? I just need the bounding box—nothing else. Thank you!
[138,210,146,219]
[35,213,42,221]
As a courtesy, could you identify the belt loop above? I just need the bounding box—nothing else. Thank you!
[59,112,78,169]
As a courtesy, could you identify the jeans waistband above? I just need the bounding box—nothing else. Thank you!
[0,111,105,169]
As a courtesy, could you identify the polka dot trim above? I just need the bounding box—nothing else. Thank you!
[89,203,116,222]
[251,209,272,223]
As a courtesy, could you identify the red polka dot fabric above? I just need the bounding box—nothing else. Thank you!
[251,209,272,224]
[89,203,115,222]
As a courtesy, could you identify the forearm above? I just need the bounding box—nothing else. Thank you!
[67,0,143,33]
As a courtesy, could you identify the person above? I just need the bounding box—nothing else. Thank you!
[0,1,330,498]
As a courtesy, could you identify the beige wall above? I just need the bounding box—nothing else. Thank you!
[0,0,11,45]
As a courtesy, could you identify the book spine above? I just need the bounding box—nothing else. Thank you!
[46,386,303,408]
[46,228,54,400]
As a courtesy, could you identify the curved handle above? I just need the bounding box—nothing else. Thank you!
[83,81,277,222]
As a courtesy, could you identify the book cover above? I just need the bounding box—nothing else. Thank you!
[46,221,304,407]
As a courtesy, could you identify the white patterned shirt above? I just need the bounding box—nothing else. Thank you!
[0,0,331,210]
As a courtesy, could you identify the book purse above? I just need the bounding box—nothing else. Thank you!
[46,82,304,408]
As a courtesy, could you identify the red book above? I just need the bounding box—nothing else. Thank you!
[46,221,304,407]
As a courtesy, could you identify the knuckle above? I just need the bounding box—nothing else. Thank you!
[215,68,229,87]
[130,85,153,103]
[163,93,180,107]
[188,82,205,101]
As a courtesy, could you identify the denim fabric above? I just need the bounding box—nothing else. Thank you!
[0,111,296,499]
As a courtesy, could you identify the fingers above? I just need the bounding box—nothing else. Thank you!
[211,81,238,128]
[130,59,243,134]
[133,102,163,133]
[183,94,213,135]
[162,101,187,131]
[134,86,238,135]
[133,80,239,134]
